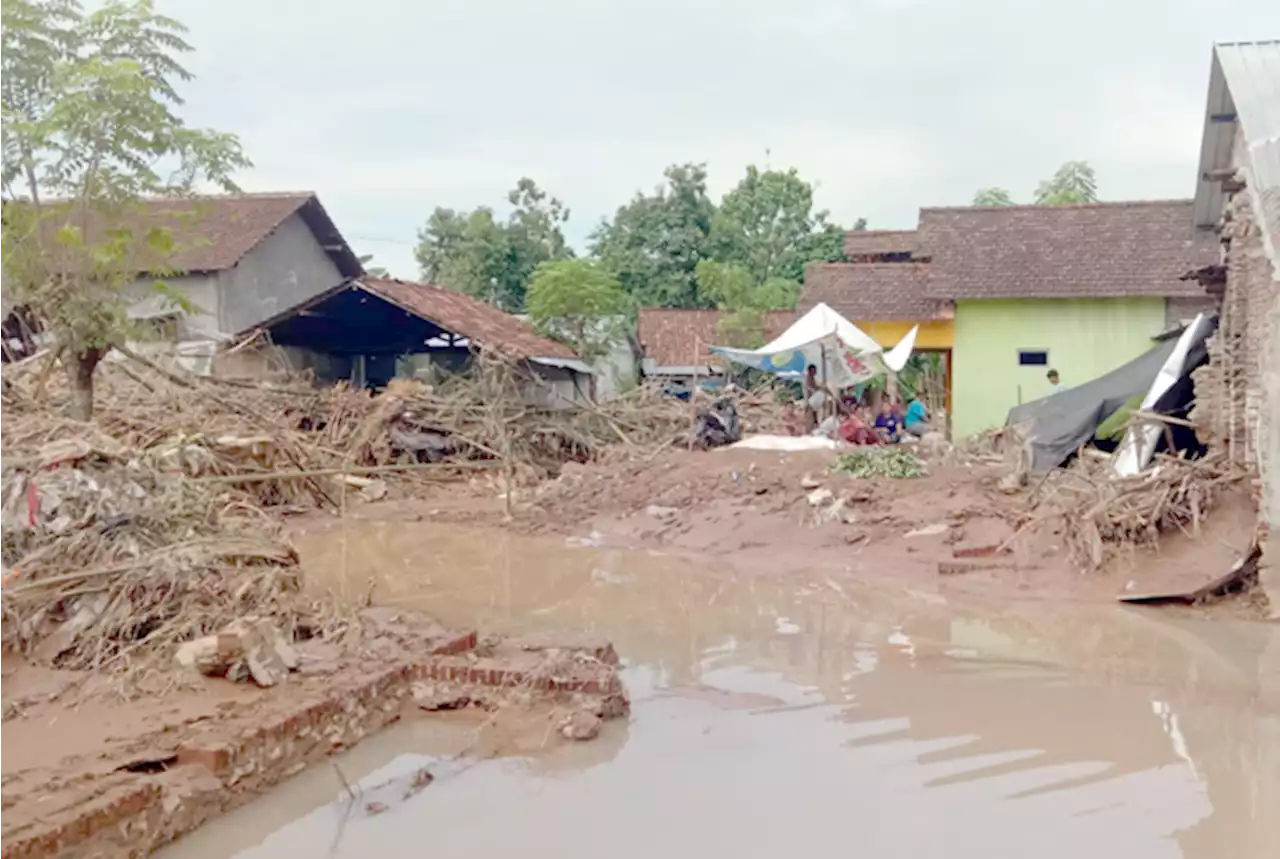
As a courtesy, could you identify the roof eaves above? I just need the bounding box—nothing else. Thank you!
[295,196,366,279]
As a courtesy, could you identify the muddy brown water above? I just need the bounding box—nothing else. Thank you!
[161,520,1280,859]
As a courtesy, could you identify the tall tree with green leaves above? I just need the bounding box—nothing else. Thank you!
[695,259,797,349]
[2,0,250,419]
[972,187,1014,206]
[590,163,715,309]
[1034,160,1098,205]
[526,259,629,360]
[414,178,571,312]
[971,162,1100,208]
[711,165,846,286]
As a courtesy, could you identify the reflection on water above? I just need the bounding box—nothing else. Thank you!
[162,520,1280,859]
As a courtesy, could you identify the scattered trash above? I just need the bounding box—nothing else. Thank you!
[645,505,679,520]
[558,709,603,741]
[174,616,299,687]
[806,487,834,507]
[1118,543,1261,606]
[904,522,949,539]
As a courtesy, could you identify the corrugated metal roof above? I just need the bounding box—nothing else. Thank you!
[1193,40,1280,261]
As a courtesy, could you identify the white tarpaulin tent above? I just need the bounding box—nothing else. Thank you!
[709,303,917,388]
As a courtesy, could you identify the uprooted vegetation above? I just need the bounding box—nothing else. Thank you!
[832,448,926,479]
[0,350,790,681]
[1021,447,1256,573]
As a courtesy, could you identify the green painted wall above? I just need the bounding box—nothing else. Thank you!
[951,297,1168,439]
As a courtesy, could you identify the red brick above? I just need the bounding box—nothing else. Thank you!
[952,518,1014,558]
[176,744,232,775]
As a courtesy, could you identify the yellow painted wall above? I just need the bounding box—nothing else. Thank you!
[855,319,954,350]
[951,297,1167,439]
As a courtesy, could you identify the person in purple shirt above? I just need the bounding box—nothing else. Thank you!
[874,398,902,443]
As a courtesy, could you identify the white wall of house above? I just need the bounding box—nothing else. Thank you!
[217,213,344,335]
[591,337,638,400]
[124,212,345,346]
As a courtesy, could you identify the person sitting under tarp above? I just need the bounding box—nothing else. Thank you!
[874,399,903,443]
[838,406,881,445]
[904,397,932,437]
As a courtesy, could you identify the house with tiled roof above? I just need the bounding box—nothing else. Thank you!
[248,276,591,405]
[923,200,1218,438]
[636,307,796,381]
[5,192,364,367]
[1184,40,1280,548]
[801,201,1217,438]
[113,192,365,342]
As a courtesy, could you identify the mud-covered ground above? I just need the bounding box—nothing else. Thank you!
[3,444,1267,857]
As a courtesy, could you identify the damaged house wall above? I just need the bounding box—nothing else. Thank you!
[1186,40,1280,615]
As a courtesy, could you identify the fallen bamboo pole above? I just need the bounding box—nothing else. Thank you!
[188,461,498,484]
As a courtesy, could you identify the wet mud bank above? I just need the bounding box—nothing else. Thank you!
[1,624,627,859]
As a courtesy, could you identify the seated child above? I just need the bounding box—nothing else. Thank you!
[874,399,902,443]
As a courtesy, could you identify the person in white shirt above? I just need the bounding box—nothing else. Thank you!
[1047,368,1065,393]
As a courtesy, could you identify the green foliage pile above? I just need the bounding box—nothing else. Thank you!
[832,448,925,479]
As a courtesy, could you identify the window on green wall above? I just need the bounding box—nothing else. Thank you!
[1017,350,1048,366]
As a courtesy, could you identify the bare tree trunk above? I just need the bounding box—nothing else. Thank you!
[66,347,105,421]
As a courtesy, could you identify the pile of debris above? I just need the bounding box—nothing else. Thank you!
[0,349,792,682]
[1031,449,1253,572]
[0,429,330,679]
[2,351,793,511]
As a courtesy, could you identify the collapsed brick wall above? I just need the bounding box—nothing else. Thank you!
[1192,192,1264,465]
[1192,187,1280,529]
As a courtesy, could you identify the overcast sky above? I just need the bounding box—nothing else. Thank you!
[166,0,1279,279]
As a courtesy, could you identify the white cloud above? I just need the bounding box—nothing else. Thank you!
[161,0,1280,279]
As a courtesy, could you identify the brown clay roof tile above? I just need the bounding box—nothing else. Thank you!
[361,277,577,360]
[26,192,362,277]
[801,262,947,321]
[917,200,1218,300]
[636,308,795,368]
[842,229,919,257]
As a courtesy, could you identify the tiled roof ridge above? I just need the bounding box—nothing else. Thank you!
[921,198,1193,214]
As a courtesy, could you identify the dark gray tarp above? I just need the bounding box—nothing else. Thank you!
[1005,316,1217,470]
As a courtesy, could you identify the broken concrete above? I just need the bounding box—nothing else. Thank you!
[173,617,300,687]
[3,623,627,859]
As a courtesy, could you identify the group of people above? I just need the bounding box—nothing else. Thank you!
[787,364,933,445]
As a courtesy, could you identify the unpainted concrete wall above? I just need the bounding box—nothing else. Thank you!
[217,213,344,336]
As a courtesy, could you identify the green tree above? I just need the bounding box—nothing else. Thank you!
[526,259,628,360]
[2,0,250,419]
[970,162,1099,208]
[590,163,715,309]
[712,165,844,285]
[695,259,797,349]
[972,187,1014,206]
[414,178,570,312]
[1035,160,1098,205]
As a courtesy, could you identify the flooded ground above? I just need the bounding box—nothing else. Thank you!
[163,520,1280,859]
